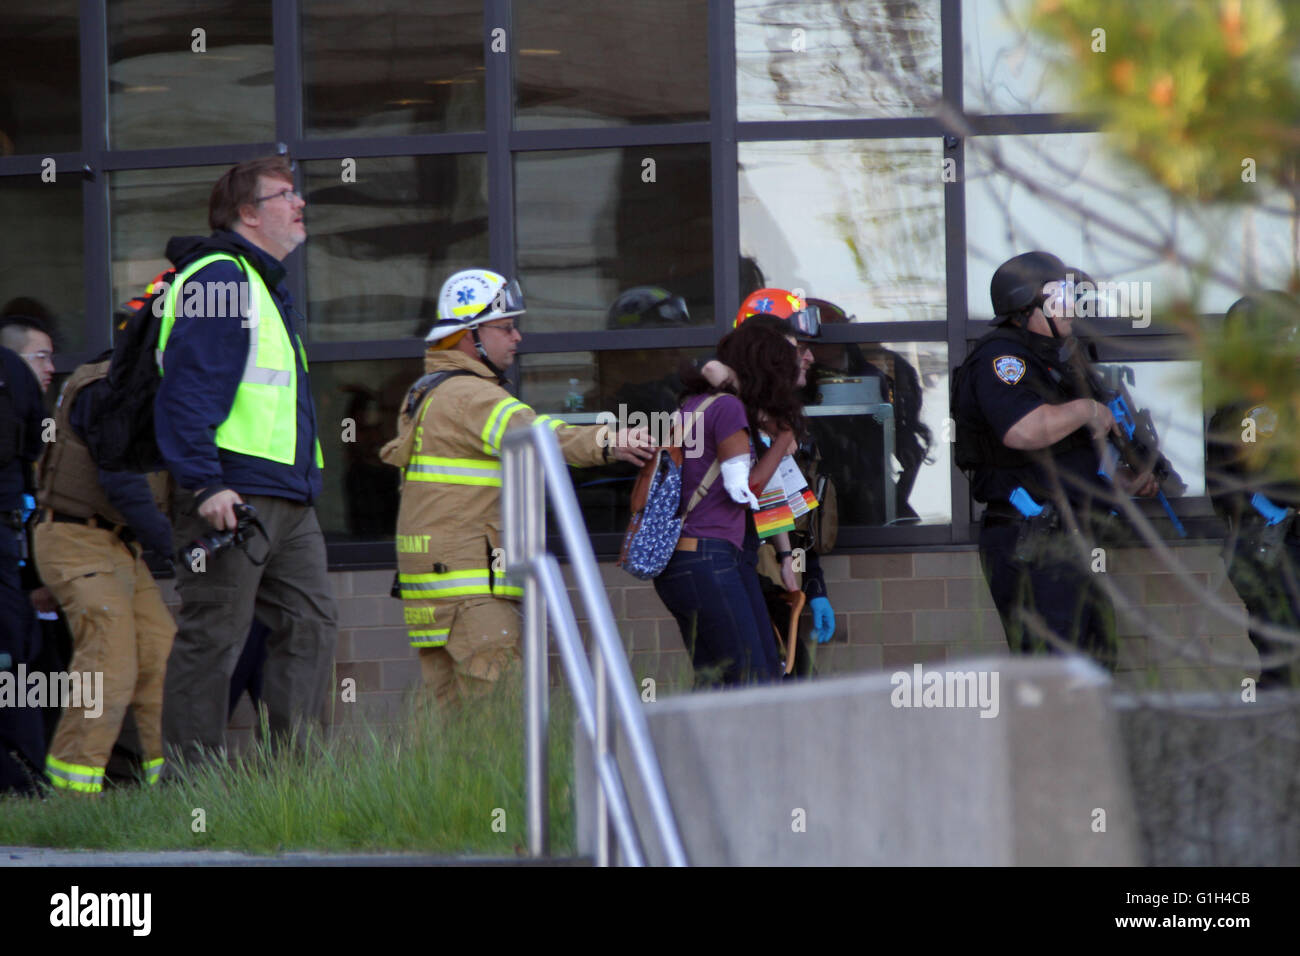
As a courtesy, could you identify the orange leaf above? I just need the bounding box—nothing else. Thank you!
[1149,74,1175,107]
[1110,59,1137,94]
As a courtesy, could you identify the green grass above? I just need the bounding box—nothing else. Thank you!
[0,673,577,857]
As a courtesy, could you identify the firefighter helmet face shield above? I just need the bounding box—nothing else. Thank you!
[787,304,821,339]
[472,278,525,321]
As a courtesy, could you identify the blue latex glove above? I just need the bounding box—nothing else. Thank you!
[810,596,835,643]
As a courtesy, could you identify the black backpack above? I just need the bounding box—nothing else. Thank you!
[82,268,177,472]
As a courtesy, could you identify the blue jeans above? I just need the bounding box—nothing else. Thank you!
[653,538,781,687]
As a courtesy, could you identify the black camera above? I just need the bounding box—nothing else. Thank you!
[179,502,269,567]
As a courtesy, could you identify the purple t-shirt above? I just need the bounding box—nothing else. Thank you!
[679,393,751,550]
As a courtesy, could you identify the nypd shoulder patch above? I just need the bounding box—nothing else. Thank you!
[992,355,1026,385]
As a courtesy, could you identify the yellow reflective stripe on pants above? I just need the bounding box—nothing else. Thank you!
[405,455,502,486]
[398,568,522,601]
[46,755,105,793]
[493,571,523,598]
[409,627,451,648]
[144,758,164,786]
[400,569,494,600]
[481,397,527,455]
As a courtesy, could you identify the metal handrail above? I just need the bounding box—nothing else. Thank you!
[501,423,688,867]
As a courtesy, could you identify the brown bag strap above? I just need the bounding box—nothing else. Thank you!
[671,392,722,446]
[683,459,722,517]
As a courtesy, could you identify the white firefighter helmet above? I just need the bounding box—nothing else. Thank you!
[425,268,526,344]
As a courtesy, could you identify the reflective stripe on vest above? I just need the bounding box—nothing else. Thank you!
[46,755,105,793]
[398,567,522,600]
[480,397,528,455]
[533,414,565,432]
[404,455,503,486]
[157,253,324,469]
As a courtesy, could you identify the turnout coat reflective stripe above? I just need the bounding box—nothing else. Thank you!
[380,349,608,647]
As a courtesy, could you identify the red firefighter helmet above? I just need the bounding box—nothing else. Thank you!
[735,287,821,338]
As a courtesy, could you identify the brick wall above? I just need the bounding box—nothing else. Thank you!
[160,541,1258,743]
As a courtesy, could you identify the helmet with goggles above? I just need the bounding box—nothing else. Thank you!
[606,286,691,329]
[426,268,526,344]
[735,287,821,339]
[989,251,1068,325]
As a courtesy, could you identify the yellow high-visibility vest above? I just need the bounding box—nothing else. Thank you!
[158,253,323,468]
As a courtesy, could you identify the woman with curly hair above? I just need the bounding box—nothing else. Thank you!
[653,321,803,687]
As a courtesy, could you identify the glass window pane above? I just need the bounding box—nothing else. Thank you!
[302,0,484,137]
[310,357,423,540]
[737,0,941,122]
[0,1,79,155]
[514,0,708,129]
[519,347,713,535]
[1099,360,1204,498]
[303,154,489,342]
[966,132,1300,320]
[963,0,1073,115]
[515,145,713,332]
[0,176,85,353]
[108,3,274,150]
[110,165,216,319]
[739,139,946,322]
[519,343,950,533]
[809,340,949,525]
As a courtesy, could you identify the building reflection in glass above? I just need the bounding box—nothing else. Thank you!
[310,358,422,540]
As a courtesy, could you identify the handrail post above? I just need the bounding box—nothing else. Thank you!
[504,422,688,866]
[594,642,610,867]
[521,440,549,858]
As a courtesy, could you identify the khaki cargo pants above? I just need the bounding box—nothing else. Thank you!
[35,522,176,792]
[416,597,521,707]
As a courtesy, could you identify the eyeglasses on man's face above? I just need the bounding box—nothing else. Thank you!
[21,350,54,365]
[254,187,302,204]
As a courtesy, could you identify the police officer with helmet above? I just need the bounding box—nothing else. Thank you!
[1207,292,1300,688]
[952,251,1157,666]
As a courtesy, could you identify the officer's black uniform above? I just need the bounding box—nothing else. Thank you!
[953,254,1118,667]
[0,345,48,795]
[1208,398,1300,688]
[1207,295,1300,688]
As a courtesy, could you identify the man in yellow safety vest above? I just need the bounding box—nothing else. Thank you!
[155,156,336,772]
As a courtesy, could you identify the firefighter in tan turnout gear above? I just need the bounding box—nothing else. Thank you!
[34,357,175,792]
[381,269,654,704]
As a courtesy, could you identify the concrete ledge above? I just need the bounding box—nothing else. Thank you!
[577,656,1139,865]
[1115,689,1300,865]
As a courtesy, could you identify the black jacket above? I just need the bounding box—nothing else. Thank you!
[953,325,1103,510]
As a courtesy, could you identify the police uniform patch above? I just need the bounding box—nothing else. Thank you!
[993,355,1026,385]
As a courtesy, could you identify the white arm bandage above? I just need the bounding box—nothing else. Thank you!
[720,454,760,510]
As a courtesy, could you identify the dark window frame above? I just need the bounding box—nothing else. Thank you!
[0,0,1213,570]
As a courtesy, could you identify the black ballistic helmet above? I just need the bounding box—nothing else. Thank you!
[1225,290,1300,332]
[605,286,690,329]
[990,251,1067,324]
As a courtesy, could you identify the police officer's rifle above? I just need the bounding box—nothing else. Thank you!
[1061,340,1188,538]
